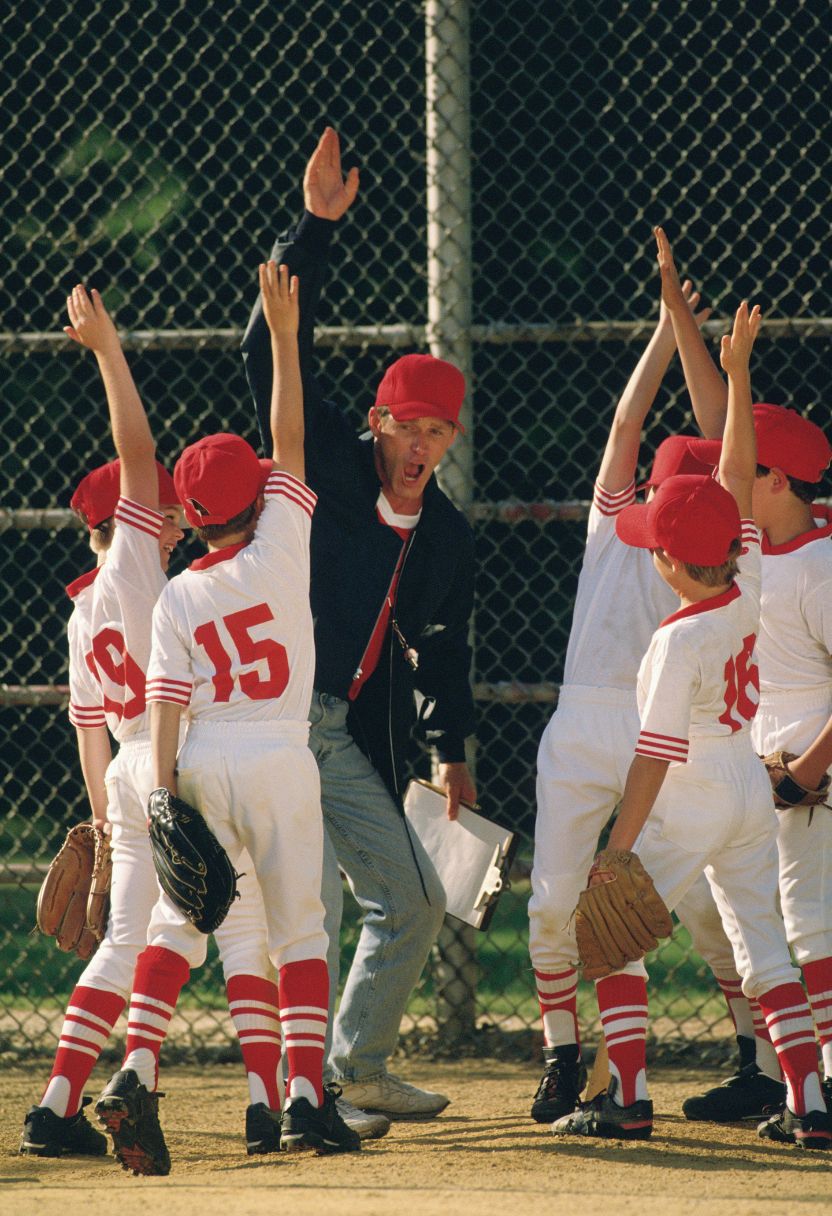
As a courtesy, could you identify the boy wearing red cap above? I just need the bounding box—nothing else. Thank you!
[552,300,831,1149]
[654,229,832,1124]
[527,271,721,1126]
[95,262,359,1173]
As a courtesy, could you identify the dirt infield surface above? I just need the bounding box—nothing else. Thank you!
[2,1061,831,1216]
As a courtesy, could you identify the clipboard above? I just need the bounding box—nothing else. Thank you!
[403,778,518,930]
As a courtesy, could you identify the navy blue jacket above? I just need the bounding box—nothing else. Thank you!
[241,211,475,800]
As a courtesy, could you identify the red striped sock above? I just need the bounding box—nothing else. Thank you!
[595,974,649,1106]
[715,975,753,1038]
[802,957,832,1078]
[40,986,125,1116]
[278,958,328,1107]
[757,982,823,1115]
[122,946,190,1090]
[226,974,283,1109]
[534,967,579,1048]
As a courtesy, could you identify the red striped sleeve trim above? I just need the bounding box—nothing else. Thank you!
[264,472,317,517]
[69,704,107,728]
[740,519,760,547]
[593,480,636,517]
[146,678,191,706]
[115,497,164,539]
[636,730,689,762]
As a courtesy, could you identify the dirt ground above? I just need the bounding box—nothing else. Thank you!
[2,1061,831,1216]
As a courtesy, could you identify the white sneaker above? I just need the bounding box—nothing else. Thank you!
[338,1074,450,1121]
[334,1097,391,1140]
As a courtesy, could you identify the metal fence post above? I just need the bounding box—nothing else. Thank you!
[425,0,478,1045]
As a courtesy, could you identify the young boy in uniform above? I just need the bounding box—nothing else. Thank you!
[552,298,831,1149]
[528,275,716,1123]
[95,261,359,1175]
[21,288,282,1166]
[654,229,832,1121]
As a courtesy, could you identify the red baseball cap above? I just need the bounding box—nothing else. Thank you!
[174,434,263,528]
[616,473,741,565]
[752,403,831,482]
[374,353,466,432]
[71,459,179,529]
[639,435,719,490]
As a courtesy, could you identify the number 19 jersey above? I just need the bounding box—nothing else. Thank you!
[147,470,316,724]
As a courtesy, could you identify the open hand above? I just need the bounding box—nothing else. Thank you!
[64,285,121,355]
[720,300,762,376]
[259,261,299,336]
[303,127,360,221]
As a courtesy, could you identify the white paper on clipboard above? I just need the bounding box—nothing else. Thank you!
[403,779,515,930]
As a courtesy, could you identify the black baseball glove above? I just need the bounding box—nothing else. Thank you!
[147,788,240,934]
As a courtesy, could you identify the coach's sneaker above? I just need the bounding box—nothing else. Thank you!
[682,1062,786,1123]
[551,1082,653,1141]
[335,1096,391,1140]
[95,1068,171,1176]
[757,1106,832,1151]
[20,1098,108,1157]
[280,1085,361,1155]
[530,1045,587,1123]
[246,1103,282,1155]
[338,1072,450,1120]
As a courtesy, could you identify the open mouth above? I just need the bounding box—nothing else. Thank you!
[403,462,425,486]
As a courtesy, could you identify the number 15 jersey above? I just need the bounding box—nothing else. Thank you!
[147,470,317,725]
[634,521,762,764]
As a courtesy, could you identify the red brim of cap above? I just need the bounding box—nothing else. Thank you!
[259,458,274,487]
[686,438,723,465]
[615,501,658,550]
[388,402,465,433]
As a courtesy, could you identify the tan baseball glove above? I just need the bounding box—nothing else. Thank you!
[36,823,112,960]
[575,848,673,981]
[763,750,831,809]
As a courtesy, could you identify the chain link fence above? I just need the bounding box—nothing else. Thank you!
[2,0,830,1063]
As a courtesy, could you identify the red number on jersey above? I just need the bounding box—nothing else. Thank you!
[195,604,290,703]
[85,627,147,721]
[718,633,760,733]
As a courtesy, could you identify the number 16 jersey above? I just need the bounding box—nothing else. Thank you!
[635,521,762,764]
[147,470,317,725]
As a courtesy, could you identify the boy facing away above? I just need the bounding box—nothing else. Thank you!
[552,299,831,1150]
[94,262,359,1175]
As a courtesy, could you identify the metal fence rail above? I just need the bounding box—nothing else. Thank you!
[2,0,830,1062]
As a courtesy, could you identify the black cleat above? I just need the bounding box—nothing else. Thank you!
[758,1106,832,1151]
[822,1077,832,1116]
[95,1069,170,1176]
[551,1082,653,1141]
[280,1085,361,1155]
[20,1098,108,1157]
[682,1062,786,1123]
[246,1102,282,1155]
[530,1045,588,1124]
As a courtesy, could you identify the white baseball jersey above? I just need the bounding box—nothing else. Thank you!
[147,470,316,724]
[756,510,832,696]
[66,568,106,731]
[635,520,761,763]
[562,481,677,690]
[84,498,167,743]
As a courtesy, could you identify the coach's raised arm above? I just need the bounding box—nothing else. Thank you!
[239,126,476,1133]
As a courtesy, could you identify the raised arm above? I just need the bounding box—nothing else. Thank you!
[259,261,304,481]
[597,279,711,494]
[655,227,728,439]
[718,300,761,519]
[242,128,359,452]
[65,286,158,509]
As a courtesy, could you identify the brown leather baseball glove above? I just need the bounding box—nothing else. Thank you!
[763,750,831,809]
[36,823,112,960]
[575,848,673,981]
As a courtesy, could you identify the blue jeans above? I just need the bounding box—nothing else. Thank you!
[308,690,446,1082]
